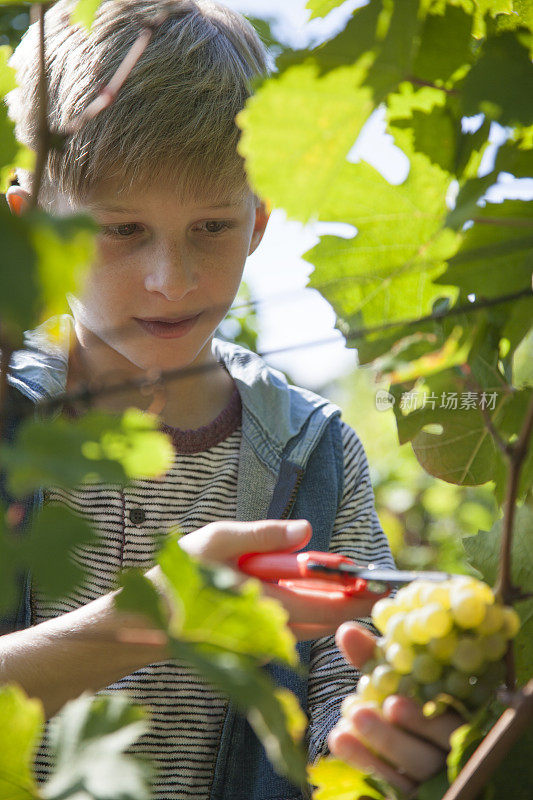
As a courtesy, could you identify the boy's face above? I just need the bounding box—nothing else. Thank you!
[67,180,269,374]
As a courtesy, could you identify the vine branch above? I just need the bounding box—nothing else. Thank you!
[441,678,533,800]
[28,4,50,211]
[23,286,532,418]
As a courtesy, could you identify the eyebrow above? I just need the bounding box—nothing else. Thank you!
[88,201,242,213]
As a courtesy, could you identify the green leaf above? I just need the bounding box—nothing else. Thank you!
[41,693,152,800]
[115,567,169,630]
[445,171,497,230]
[447,707,489,782]
[306,0,345,19]
[28,504,99,600]
[437,200,533,300]
[237,0,422,222]
[0,408,175,496]
[494,136,533,178]
[0,507,24,614]
[387,85,457,174]
[462,31,533,125]
[0,685,44,800]
[157,536,298,666]
[492,388,533,503]
[30,211,96,321]
[168,638,308,788]
[70,0,103,29]
[307,757,384,800]
[397,403,498,485]
[0,45,18,171]
[412,4,475,87]
[0,203,39,338]
[306,154,458,330]
[463,505,533,686]
[490,723,533,800]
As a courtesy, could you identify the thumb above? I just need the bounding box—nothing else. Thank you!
[178,519,312,563]
[335,621,377,670]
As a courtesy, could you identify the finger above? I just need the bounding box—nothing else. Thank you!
[383,695,463,752]
[344,706,446,783]
[263,583,376,627]
[335,621,378,670]
[179,519,312,562]
[328,721,417,795]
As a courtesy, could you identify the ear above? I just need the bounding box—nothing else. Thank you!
[6,185,31,216]
[248,199,271,256]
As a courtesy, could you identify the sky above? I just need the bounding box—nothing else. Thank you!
[220,0,533,390]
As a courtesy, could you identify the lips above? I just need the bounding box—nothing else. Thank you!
[134,313,201,339]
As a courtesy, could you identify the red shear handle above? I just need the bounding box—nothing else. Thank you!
[237,550,376,597]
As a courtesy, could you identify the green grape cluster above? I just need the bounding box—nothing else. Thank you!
[343,576,521,716]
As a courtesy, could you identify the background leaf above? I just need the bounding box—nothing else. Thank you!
[0,685,44,800]
[463,505,533,686]
[41,693,152,800]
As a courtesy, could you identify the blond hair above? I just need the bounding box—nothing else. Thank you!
[7,0,269,209]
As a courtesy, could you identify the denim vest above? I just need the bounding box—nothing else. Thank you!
[2,316,345,800]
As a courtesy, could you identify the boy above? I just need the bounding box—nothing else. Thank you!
[1,1,458,797]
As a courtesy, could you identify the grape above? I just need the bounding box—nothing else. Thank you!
[372,597,398,633]
[451,589,486,629]
[404,610,432,645]
[412,654,442,684]
[349,575,521,719]
[386,642,415,674]
[444,669,471,699]
[428,631,458,662]
[502,607,520,639]
[478,604,504,636]
[371,664,400,696]
[451,636,485,673]
[481,632,507,661]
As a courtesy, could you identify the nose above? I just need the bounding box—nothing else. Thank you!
[144,239,199,301]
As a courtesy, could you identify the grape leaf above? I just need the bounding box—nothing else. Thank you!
[41,693,152,800]
[307,757,384,800]
[115,567,169,630]
[489,722,533,800]
[388,88,458,174]
[27,504,99,600]
[306,154,458,330]
[463,505,533,686]
[0,685,44,800]
[0,45,18,172]
[492,388,533,504]
[447,708,489,782]
[0,508,24,615]
[306,0,345,19]
[0,203,39,339]
[237,0,422,222]
[71,0,103,29]
[30,211,96,321]
[157,535,298,667]
[461,31,533,125]
[412,4,475,87]
[397,403,497,485]
[167,638,308,788]
[437,200,533,300]
[0,408,175,496]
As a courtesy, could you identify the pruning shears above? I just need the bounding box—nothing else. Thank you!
[237,550,453,598]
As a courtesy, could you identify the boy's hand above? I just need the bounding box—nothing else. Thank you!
[149,519,378,641]
[328,622,462,795]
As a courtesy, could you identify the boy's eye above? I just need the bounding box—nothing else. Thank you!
[199,220,232,235]
[102,223,141,238]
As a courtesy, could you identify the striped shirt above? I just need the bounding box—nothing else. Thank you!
[31,385,393,797]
